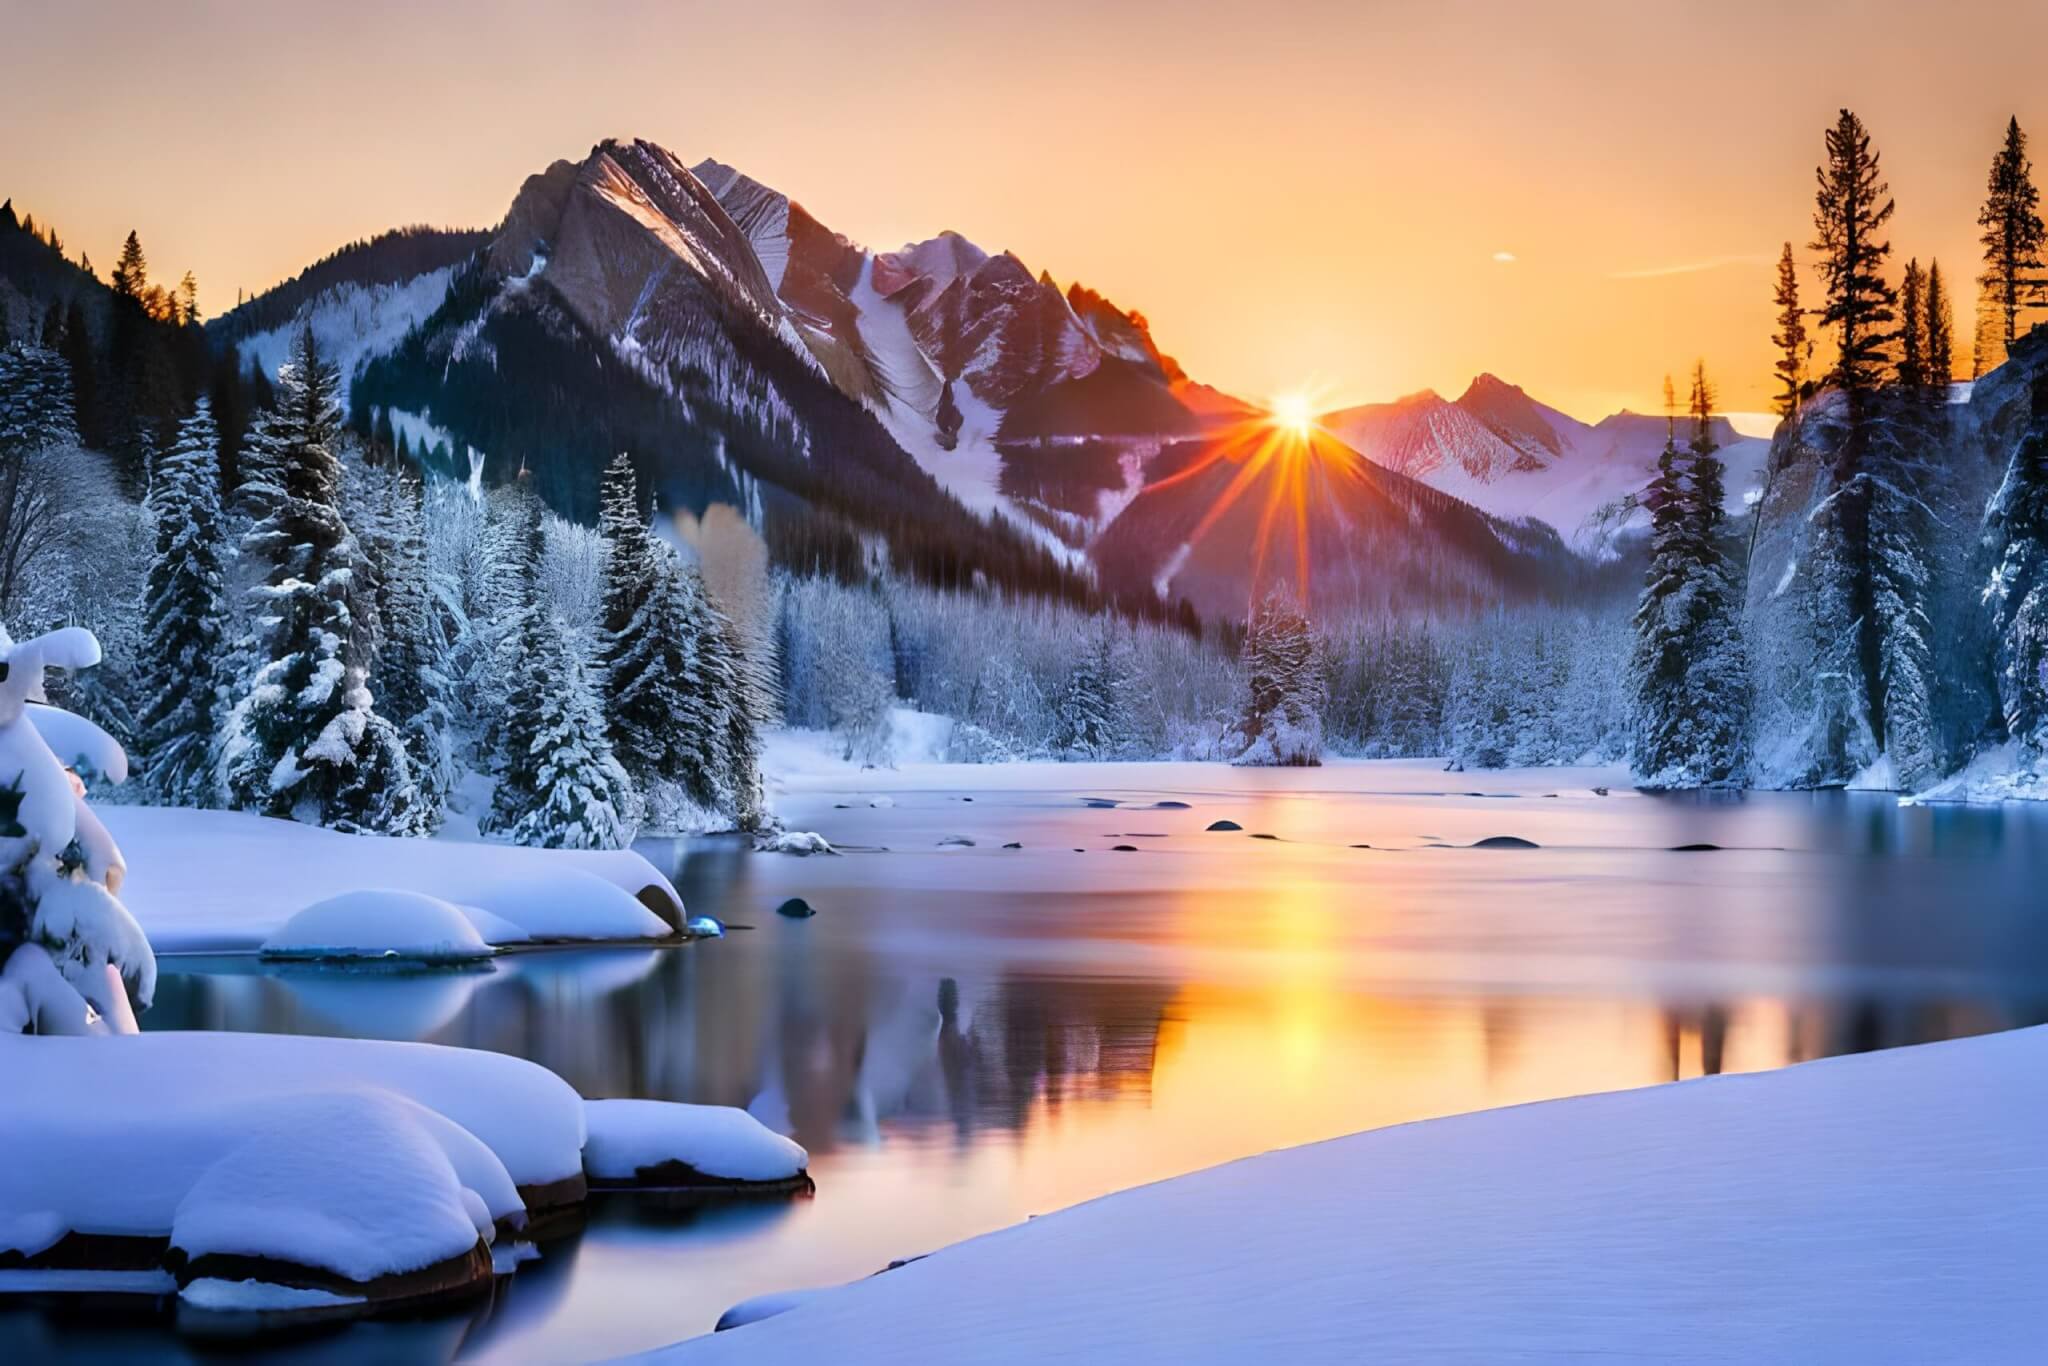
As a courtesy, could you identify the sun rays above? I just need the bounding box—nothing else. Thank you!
[1136,390,1374,615]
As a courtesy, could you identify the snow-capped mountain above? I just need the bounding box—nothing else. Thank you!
[197,137,1600,617]
[1323,376,1770,557]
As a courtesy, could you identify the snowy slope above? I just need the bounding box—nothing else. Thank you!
[656,1025,2048,1363]
[235,268,458,410]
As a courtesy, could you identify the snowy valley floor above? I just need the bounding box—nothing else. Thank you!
[652,1025,2048,1364]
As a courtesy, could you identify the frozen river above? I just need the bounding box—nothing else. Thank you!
[15,759,2048,1362]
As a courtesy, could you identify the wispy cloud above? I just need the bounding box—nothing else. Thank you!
[1609,253,1772,280]
[1491,250,1517,263]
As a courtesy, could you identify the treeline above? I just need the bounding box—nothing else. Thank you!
[1,325,776,846]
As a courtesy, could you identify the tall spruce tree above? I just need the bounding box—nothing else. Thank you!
[594,452,663,789]
[219,329,421,828]
[493,609,631,851]
[1678,364,1750,786]
[374,468,453,822]
[1053,624,1134,760]
[1770,242,1807,419]
[133,398,228,804]
[1925,260,1955,403]
[1810,109,1898,413]
[1978,116,2047,348]
[1896,259,1928,392]
[1628,378,1696,783]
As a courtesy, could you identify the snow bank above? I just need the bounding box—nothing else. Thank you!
[1,1032,587,1199]
[168,1088,500,1283]
[654,1026,2048,1363]
[101,806,682,952]
[260,890,494,963]
[583,1100,808,1186]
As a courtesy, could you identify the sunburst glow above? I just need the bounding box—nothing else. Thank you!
[1270,392,1317,437]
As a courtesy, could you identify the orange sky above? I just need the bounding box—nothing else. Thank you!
[8,0,2045,421]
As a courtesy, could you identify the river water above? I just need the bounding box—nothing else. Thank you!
[9,760,2048,1363]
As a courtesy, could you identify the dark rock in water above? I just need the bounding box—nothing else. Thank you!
[775,898,816,919]
[1111,844,1139,852]
[1083,798,1118,809]
[1350,843,1371,849]
[1250,833,1280,841]
[1153,800,1191,809]
[1002,842,1022,849]
[1592,787,1610,796]
[1073,848,1085,853]
[1668,842,1723,852]
[1471,836,1540,849]
[938,835,975,847]
[960,797,974,802]
[833,803,851,809]
[1206,819,1243,832]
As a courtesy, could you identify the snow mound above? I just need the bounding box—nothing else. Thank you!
[461,870,674,941]
[715,1288,825,1331]
[657,1026,2048,1364]
[583,1099,808,1185]
[169,1087,500,1286]
[2,1032,588,1199]
[101,806,682,951]
[260,890,494,963]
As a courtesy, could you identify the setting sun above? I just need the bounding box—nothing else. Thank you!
[1270,392,1317,437]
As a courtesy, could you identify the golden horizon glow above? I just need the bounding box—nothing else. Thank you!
[6,4,2045,418]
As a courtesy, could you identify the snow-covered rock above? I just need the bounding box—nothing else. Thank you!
[100,806,682,951]
[756,830,833,856]
[260,890,494,963]
[582,1099,809,1187]
[653,1025,2048,1363]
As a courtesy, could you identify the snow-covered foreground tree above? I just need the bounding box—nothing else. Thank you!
[132,398,228,805]
[1054,623,1136,760]
[1232,590,1325,766]
[0,622,153,1032]
[218,329,424,830]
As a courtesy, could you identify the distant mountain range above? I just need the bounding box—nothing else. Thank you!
[1322,377,1770,559]
[7,141,1694,617]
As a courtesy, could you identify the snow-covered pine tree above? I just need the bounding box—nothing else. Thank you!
[709,585,772,829]
[133,397,227,804]
[1627,382,1698,784]
[1232,588,1325,767]
[1985,419,2048,755]
[594,452,662,797]
[371,468,453,822]
[489,600,631,849]
[1053,623,1134,760]
[0,624,156,1031]
[218,329,422,829]
[1679,366,1751,786]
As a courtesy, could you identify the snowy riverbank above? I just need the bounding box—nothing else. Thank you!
[99,806,684,953]
[650,1025,2048,1363]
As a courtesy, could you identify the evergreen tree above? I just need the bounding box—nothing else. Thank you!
[373,468,453,821]
[219,329,420,828]
[1627,379,1696,782]
[496,614,631,850]
[1896,258,1927,392]
[1678,365,1750,786]
[1053,624,1134,760]
[1231,588,1325,766]
[1925,260,1955,403]
[1770,242,1808,419]
[133,399,228,805]
[1810,109,1898,411]
[595,452,662,782]
[483,487,547,820]
[1978,116,2047,348]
